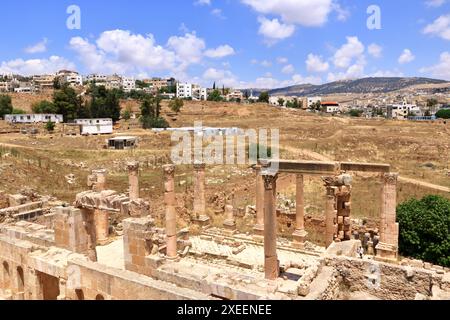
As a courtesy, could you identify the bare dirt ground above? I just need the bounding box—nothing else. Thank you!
[0,101,449,241]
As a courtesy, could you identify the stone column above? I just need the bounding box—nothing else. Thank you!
[223,190,236,233]
[376,173,399,261]
[163,164,178,259]
[324,181,337,247]
[292,174,308,247]
[263,173,279,280]
[92,169,107,192]
[193,163,210,226]
[253,165,265,236]
[94,209,109,244]
[127,161,140,200]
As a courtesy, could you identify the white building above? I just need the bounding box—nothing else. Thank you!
[57,70,83,87]
[387,103,422,120]
[0,82,9,92]
[307,97,322,109]
[122,77,136,92]
[177,82,193,99]
[192,85,207,101]
[5,114,63,124]
[86,74,107,83]
[74,119,113,135]
[226,90,244,101]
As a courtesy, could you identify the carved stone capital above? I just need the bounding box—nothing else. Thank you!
[193,163,206,171]
[383,173,398,185]
[263,174,278,190]
[163,164,175,177]
[126,161,139,171]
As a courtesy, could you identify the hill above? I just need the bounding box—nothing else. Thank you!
[251,77,448,97]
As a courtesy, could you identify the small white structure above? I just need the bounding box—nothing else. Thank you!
[5,114,63,124]
[107,136,138,150]
[74,118,113,135]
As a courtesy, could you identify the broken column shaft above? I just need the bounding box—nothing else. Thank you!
[292,174,308,246]
[253,165,265,236]
[127,161,140,200]
[164,164,178,259]
[193,163,210,225]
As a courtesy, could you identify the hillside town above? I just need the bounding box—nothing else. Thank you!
[1,70,449,127]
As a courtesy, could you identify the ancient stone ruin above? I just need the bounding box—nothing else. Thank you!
[0,160,449,300]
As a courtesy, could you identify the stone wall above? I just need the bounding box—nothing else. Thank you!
[324,256,442,300]
[66,258,212,300]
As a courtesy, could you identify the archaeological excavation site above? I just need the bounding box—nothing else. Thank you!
[1,153,449,301]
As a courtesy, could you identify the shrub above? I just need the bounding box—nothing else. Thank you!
[435,109,450,119]
[397,195,450,267]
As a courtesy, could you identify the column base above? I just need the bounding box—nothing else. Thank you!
[253,224,264,236]
[292,229,308,243]
[223,220,237,233]
[375,242,398,262]
[193,215,211,228]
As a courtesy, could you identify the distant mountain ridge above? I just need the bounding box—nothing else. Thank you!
[248,77,448,97]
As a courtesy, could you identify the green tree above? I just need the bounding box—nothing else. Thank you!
[207,90,223,102]
[427,98,438,108]
[258,91,270,103]
[436,109,450,119]
[349,109,363,117]
[11,108,26,114]
[0,94,13,119]
[45,120,56,132]
[87,85,121,122]
[169,98,184,113]
[121,109,131,121]
[397,195,450,267]
[277,98,285,107]
[32,100,57,114]
[140,96,167,129]
[53,85,83,122]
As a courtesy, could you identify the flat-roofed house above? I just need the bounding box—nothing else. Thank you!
[74,118,113,135]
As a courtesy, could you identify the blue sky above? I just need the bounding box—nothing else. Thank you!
[0,0,449,88]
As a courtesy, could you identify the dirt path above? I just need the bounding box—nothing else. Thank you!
[398,177,450,193]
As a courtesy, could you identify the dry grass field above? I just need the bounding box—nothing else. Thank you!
[0,101,449,239]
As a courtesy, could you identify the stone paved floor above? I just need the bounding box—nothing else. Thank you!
[96,237,125,270]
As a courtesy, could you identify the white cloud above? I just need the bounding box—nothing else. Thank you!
[281,64,295,74]
[204,45,235,58]
[251,59,259,64]
[242,0,334,27]
[211,8,226,19]
[425,0,446,7]
[420,51,450,80]
[194,0,211,6]
[202,68,239,87]
[70,29,231,79]
[369,69,404,77]
[257,17,295,44]
[25,38,48,54]
[0,56,75,76]
[332,2,350,22]
[277,57,288,64]
[306,53,329,72]
[167,32,206,65]
[368,43,383,58]
[423,15,450,40]
[398,49,415,64]
[261,60,272,67]
[333,36,365,69]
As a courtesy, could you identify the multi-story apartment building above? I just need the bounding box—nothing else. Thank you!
[0,82,9,92]
[226,90,244,101]
[32,75,55,91]
[57,70,83,87]
[387,102,422,120]
[86,74,108,83]
[122,77,136,92]
[192,85,207,101]
[105,75,122,90]
[176,82,193,99]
